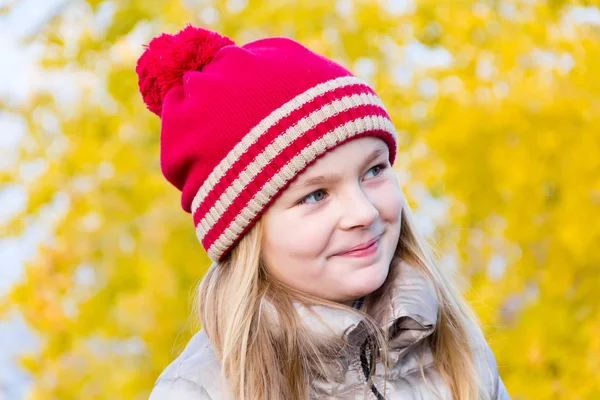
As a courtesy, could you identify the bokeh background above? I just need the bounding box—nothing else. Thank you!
[1,0,599,398]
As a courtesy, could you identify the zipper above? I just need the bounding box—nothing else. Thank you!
[360,338,384,400]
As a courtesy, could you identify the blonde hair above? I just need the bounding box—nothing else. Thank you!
[197,202,487,399]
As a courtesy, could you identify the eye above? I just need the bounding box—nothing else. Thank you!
[364,163,387,179]
[298,189,328,205]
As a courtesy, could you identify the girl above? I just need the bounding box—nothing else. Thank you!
[136,25,509,399]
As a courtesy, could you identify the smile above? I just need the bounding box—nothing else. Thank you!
[336,236,381,257]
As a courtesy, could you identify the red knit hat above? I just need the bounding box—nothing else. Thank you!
[135,25,398,261]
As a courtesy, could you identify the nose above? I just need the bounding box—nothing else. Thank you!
[338,185,379,230]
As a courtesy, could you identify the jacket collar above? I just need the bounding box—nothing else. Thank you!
[375,258,439,349]
[296,259,439,351]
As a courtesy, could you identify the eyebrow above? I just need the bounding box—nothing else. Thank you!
[289,147,387,192]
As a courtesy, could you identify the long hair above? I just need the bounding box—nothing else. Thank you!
[196,200,487,399]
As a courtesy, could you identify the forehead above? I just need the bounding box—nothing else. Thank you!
[287,137,389,189]
[302,137,387,172]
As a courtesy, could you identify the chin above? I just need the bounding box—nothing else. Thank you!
[346,261,389,298]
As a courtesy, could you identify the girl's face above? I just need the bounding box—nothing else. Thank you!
[261,137,404,303]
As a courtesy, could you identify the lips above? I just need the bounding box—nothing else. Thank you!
[336,235,381,256]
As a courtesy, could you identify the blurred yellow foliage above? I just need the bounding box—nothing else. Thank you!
[1,0,599,398]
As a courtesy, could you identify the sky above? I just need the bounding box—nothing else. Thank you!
[1,1,68,398]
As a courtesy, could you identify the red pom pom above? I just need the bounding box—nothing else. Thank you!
[136,25,235,116]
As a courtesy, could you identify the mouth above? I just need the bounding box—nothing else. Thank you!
[335,235,382,257]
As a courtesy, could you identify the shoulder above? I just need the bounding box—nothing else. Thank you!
[466,321,510,400]
[149,330,229,400]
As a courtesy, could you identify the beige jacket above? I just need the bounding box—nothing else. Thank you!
[149,261,509,399]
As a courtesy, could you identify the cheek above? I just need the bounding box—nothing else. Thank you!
[262,212,333,271]
[282,218,330,253]
[373,181,404,224]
